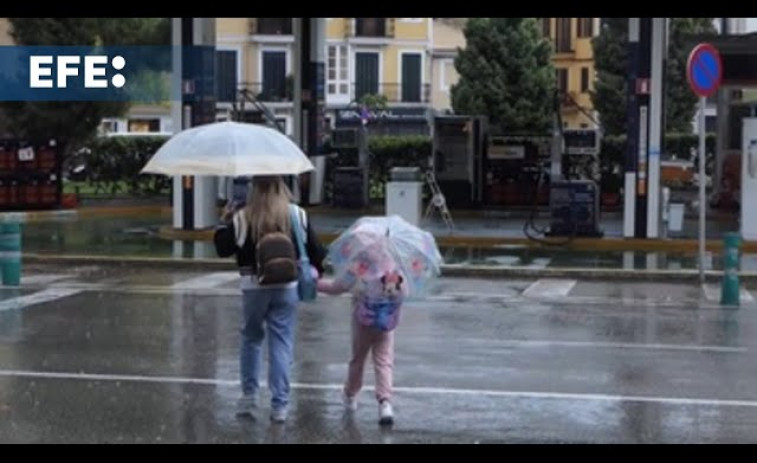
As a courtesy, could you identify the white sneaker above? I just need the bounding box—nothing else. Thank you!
[343,392,358,411]
[235,393,258,418]
[270,407,288,423]
[378,400,394,426]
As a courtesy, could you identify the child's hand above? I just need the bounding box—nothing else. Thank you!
[317,277,349,295]
[316,278,332,293]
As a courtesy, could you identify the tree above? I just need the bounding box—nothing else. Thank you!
[0,18,170,161]
[358,93,389,111]
[591,18,629,137]
[451,18,555,135]
[592,18,717,136]
[665,18,718,133]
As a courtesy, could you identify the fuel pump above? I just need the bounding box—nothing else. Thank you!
[524,90,604,241]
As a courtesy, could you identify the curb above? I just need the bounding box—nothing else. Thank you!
[156,225,757,254]
[0,205,170,223]
[158,225,342,245]
[18,253,757,284]
[4,205,752,254]
[77,205,170,218]
[439,264,757,284]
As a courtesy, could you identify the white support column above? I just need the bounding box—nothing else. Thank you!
[291,18,304,203]
[171,18,184,229]
[623,18,640,238]
[309,18,327,205]
[713,18,730,203]
[170,18,218,230]
[646,18,667,238]
[742,118,757,241]
[192,18,218,229]
[293,18,304,148]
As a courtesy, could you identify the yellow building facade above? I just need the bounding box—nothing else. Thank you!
[428,18,601,130]
[216,18,434,135]
[0,18,600,135]
[430,19,465,113]
[542,17,600,129]
[0,18,12,45]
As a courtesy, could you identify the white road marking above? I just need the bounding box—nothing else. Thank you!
[0,288,83,312]
[1,369,756,409]
[21,274,72,286]
[522,258,552,269]
[458,339,746,354]
[702,283,754,303]
[522,279,577,299]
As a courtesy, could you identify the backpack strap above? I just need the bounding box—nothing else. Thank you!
[233,210,248,248]
[297,205,307,232]
[289,204,309,266]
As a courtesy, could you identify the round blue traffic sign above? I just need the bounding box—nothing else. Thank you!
[687,43,722,98]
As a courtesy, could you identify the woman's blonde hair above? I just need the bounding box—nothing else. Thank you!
[244,176,294,242]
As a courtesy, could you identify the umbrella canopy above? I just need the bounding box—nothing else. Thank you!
[327,215,443,297]
[140,121,314,177]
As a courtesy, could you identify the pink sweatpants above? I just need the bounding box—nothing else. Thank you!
[345,315,394,402]
[317,277,395,402]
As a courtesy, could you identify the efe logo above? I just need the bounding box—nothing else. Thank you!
[29,55,126,89]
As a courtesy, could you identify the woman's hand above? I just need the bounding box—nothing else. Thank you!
[220,201,235,223]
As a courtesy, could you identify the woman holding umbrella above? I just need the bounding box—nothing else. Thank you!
[141,122,327,424]
[215,175,326,423]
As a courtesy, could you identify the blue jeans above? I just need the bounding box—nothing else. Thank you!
[240,286,299,411]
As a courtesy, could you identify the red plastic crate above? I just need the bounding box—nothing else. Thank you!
[37,147,57,172]
[23,183,40,205]
[40,184,58,204]
[0,148,16,172]
[0,185,8,206]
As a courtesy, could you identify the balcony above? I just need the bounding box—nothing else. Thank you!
[351,82,431,104]
[252,18,292,35]
[574,38,593,61]
[560,91,593,114]
[353,18,393,38]
[217,82,294,104]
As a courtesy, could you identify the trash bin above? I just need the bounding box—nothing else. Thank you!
[668,203,685,233]
[386,167,422,226]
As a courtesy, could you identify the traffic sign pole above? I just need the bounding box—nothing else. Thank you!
[687,43,722,284]
[699,96,706,283]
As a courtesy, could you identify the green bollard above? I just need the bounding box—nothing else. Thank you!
[0,222,22,286]
[721,232,741,306]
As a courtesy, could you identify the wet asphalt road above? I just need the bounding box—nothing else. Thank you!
[0,265,756,443]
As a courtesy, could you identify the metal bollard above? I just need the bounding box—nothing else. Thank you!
[721,232,741,306]
[0,222,22,286]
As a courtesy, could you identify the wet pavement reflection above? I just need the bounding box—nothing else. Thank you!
[1,267,757,443]
[16,214,757,271]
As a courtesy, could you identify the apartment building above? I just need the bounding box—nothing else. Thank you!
[215,18,434,136]
[429,19,465,114]
[542,18,601,129]
[0,18,12,45]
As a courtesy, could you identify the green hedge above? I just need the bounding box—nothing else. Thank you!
[78,134,433,201]
[76,132,715,199]
[76,135,170,196]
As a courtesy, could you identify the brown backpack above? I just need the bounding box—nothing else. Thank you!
[255,229,298,285]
